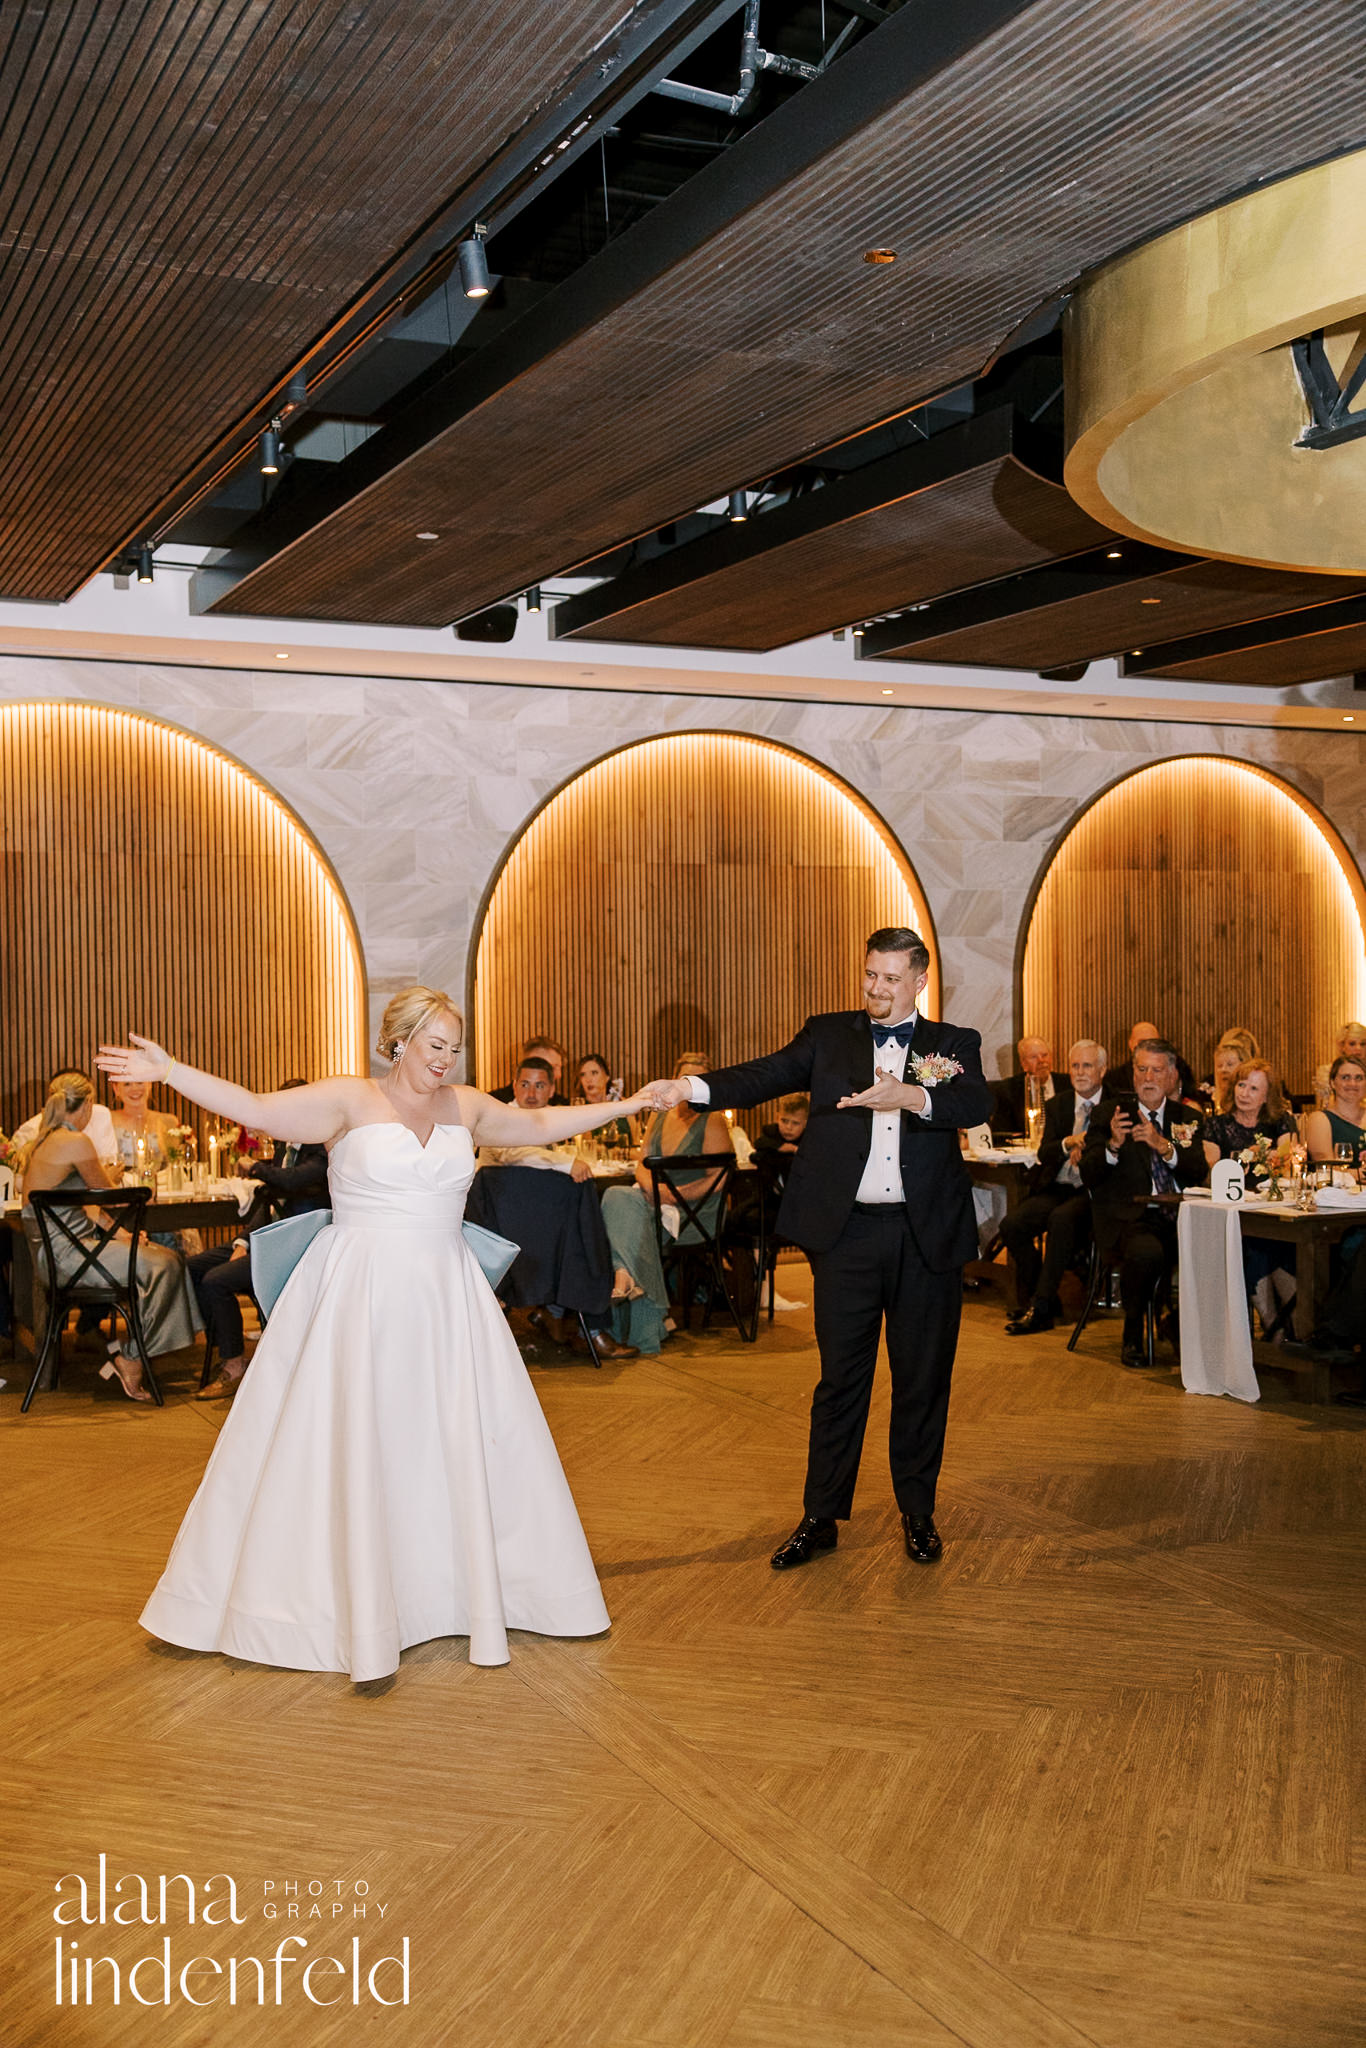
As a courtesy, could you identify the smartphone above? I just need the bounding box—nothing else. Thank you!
[1114,1092,1140,1122]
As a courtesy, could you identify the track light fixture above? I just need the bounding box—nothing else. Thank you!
[259,423,281,475]
[852,622,865,638]
[136,544,154,584]
[524,587,542,613]
[728,491,748,522]
[458,231,491,299]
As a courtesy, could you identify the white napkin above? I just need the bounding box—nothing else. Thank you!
[1311,1186,1366,1210]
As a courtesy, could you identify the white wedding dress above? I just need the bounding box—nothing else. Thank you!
[140,1121,610,1679]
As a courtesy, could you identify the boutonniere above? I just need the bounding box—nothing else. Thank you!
[909,1051,963,1087]
[1171,1122,1197,1147]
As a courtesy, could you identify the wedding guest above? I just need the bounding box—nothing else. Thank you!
[989,1036,1067,1136]
[490,1035,569,1104]
[479,1058,636,1361]
[1002,1041,1107,1335]
[1081,1040,1207,1367]
[600,1059,733,1355]
[754,1093,810,1162]
[109,1074,181,1172]
[575,1052,636,1148]
[729,1093,809,1244]
[1313,1024,1366,1109]
[1108,1021,1199,1101]
[16,1072,200,1400]
[12,1068,119,1173]
[1201,1059,1298,1331]
[1199,1027,1260,1101]
[189,1082,330,1400]
[1305,1054,1366,1165]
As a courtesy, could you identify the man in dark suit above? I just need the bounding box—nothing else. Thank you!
[648,927,992,1570]
[1080,1039,1207,1366]
[189,1079,330,1400]
[989,1036,1068,1137]
[1001,1039,1107,1334]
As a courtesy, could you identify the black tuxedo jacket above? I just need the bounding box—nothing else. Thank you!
[1031,1086,1087,1191]
[1080,1095,1207,1256]
[700,1011,993,1265]
[990,1069,1069,1136]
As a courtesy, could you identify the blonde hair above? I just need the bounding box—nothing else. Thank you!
[1216,1026,1260,1063]
[376,986,462,1064]
[14,1071,94,1183]
[1214,1058,1287,1122]
[673,1050,711,1078]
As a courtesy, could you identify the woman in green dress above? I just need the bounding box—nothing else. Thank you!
[1305,1054,1366,1167]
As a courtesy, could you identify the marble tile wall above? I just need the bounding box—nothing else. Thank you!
[4,654,1364,1079]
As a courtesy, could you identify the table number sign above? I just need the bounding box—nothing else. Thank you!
[1211,1160,1246,1205]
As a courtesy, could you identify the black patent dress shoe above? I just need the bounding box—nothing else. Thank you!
[901,1513,942,1563]
[1005,1306,1055,1336]
[1121,1342,1150,1368]
[770,1515,838,1570]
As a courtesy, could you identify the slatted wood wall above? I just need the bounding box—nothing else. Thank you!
[471,732,934,1107]
[0,702,367,1134]
[1020,756,1366,1093]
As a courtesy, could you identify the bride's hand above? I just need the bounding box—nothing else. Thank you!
[618,1089,659,1116]
[96,1033,173,1086]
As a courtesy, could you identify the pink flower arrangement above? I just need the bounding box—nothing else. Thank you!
[910,1052,963,1087]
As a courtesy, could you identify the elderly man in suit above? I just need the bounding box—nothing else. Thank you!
[1081,1038,1207,1366]
[1001,1039,1108,1335]
[990,1036,1068,1137]
[648,926,992,1569]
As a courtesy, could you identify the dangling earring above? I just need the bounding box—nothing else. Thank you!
[392,1041,405,1065]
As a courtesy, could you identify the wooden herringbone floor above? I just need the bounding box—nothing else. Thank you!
[1,1282,1362,2047]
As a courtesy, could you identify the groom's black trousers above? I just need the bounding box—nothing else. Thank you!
[806,1204,961,1521]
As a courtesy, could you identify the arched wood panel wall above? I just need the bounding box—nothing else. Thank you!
[471,732,934,1105]
[0,702,367,1133]
[1020,756,1366,1092]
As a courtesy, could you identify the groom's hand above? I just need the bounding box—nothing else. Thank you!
[837,1068,928,1113]
[642,1079,690,1110]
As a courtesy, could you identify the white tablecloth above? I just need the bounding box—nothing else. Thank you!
[1177,1200,1259,1402]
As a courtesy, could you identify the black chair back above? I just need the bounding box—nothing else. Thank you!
[643,1152,752,1341]
[23,1186,160,1409]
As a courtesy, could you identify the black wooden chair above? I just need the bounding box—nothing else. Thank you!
[724,1151,791,1340]
[22,1186,162,1410]
[644,1153,752,1342]
[1067,1240,1164,1367]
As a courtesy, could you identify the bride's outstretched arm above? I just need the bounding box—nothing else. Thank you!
[456,1085,662,1150]
[97,1034,361,1145]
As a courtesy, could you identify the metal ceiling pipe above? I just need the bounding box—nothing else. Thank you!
[654,0,760,115]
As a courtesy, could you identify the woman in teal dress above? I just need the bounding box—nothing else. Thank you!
[1306,1053,1366,1167]
[600,1056,733,1354]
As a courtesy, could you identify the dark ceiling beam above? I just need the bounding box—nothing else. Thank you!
[1120,592,1366,687]
[549,407,1115,650]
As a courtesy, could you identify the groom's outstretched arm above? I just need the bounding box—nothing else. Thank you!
[680,1021,819,1115]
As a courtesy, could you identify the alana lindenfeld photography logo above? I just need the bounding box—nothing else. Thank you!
[51,1856,411,2010]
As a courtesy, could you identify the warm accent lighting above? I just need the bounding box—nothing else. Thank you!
[135,545,154,584]
[881,687,893,695]
[275,651,289,660]
[259,424,281,475]
[1140,597,1161,604]
[1106,549,1122,559]
[524,587,542,613]
[863,248,897,265]
[416,531,439,541]
[727,491,748,522]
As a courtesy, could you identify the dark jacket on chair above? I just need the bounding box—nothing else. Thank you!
[699,1012,993,1266]
[1079,1096,1207,1259]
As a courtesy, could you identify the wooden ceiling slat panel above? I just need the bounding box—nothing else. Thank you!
[866,561,1366,672]
[0,0,642,599]
[1126,610,1366,689]
[551,413,1115,651]
[210,0,1366,629]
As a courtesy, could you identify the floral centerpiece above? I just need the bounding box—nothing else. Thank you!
[1237,1130,1298,1200]
[163,1123,195,1162]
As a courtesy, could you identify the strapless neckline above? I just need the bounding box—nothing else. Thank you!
[332,1120,471,1158]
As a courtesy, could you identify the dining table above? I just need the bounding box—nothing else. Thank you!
[963,1141,1038,1291]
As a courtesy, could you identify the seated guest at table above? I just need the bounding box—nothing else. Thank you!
[1081,1039,1207,1367]
[1108,1021,1199,1102]
[479,1058,637,1361]
[12,1068,120,1174]
[601,1066,734,1355]
[989,1036,1067,1136]
[1002,1040,1107,1335]
[729,1093,808,1241]
[188,1082,329,1399]
[754,1092,810,1166]
[1304,1054,1366,1165]
[109,1073,180,1172]
[575,1052,636,1149]
[16,1072,200,1401]
[1198,1027,1260,1102]
[489,1035,569,1104]
[1201,1059,1299,1333]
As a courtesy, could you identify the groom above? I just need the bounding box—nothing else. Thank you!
[650,928,992,1569]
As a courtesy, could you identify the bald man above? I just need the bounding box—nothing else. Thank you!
[1109,1021,1197,1100]
[989,1035,1068,1137]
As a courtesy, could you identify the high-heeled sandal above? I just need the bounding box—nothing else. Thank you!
[99,1349,153,1403]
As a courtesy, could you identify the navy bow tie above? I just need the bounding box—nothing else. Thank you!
[871,1020,914,1049]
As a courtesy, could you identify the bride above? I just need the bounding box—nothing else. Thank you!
[97,987,658,1682]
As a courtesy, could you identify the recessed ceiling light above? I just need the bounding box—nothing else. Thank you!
[881,688,893,695]
[275,651,289,660]
[416,531,439,541]
[863,248,896,265]
[1140,597,1161,604]
[1106,549,1122,559]
[1345,714,1355,722]
[1131,648,1143,655]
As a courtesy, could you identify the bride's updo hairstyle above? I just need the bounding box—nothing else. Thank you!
[376,985,463,1065]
